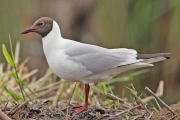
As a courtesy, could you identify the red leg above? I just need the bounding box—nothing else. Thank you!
[73,84,90,114]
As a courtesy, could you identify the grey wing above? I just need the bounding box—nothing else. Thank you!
[64,42,141,73]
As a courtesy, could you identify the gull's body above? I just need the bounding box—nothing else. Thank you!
[21,17,170,114]
[42,21,156,83]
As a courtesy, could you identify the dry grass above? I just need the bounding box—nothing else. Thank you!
[0,41,179,119]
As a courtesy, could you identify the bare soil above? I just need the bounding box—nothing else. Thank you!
[151,101,180,120]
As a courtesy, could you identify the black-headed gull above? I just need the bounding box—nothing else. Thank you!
[21,17,170,114]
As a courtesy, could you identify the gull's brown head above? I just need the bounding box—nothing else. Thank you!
[21,17,53,37]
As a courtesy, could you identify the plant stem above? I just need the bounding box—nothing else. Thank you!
[14,66,25,101]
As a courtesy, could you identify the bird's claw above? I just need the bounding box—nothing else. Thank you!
[72,105,88,114]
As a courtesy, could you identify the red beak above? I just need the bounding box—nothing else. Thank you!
[21,28,36,34]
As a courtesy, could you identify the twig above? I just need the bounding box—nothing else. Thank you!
[126,86,151,115]
[145,86,175,115]
[142,81,164,103]
[0,110,12,120]
[93,93,101,107]
[106,93,125,103]
[168,112,180,120]
[7,101,28,115]
[95,105,105,113]
[113,104,141,117]
[129,83,141,105]
[66,108,69,120]
[129,83,135,90]
[94,93,105,113]
[147,112,153,120]
[6,106,16,116]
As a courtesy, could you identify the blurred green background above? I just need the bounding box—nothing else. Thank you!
[0,0,180,104]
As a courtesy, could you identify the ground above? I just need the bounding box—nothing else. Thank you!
[1,100,180,120]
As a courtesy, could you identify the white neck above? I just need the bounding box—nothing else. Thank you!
[42,21,63,48]
[42,20,65,57]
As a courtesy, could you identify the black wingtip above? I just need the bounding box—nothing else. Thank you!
[165,56,171,59]
[137,53,171,59]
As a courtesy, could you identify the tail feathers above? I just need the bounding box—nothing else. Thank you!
[137,53,171,59]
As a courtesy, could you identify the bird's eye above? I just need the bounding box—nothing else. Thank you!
[37,22,44,26]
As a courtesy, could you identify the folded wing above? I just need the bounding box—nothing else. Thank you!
[64,41,141,74]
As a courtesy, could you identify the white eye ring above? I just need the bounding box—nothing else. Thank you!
[38,21,44,26]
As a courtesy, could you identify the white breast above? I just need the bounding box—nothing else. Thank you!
[45,49,93,81]
[42,21,92,82]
